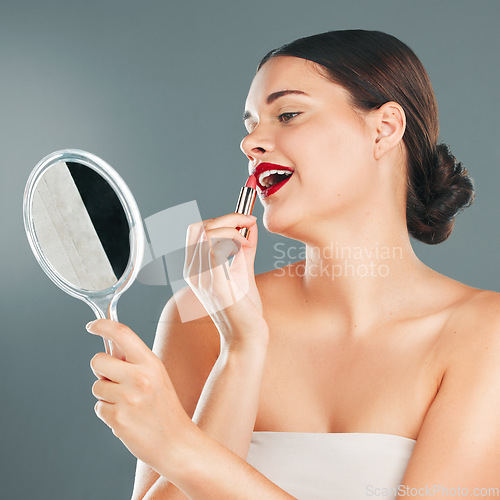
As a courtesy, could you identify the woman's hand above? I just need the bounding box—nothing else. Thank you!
[183,213,269,349]
[86,319,194,476]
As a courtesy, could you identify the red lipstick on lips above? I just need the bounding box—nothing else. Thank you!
[252,163,294,199]
[235,174,257,238]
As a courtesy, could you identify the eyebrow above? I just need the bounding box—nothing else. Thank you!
[243,89,309,121]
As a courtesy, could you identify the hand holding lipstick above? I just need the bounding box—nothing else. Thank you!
[183,176,269,349]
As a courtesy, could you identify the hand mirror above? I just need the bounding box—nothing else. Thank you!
[23,149,145,359]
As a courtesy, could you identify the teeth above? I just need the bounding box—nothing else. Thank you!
[258,169,293,188]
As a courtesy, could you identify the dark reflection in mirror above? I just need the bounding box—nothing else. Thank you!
[67,162,130,280]
[32,160,131,291]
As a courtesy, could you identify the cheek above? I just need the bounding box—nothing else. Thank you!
[281,119,372,187]
[321,116,371,164]
[295,125,375,217]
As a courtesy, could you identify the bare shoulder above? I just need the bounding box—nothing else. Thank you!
[448,286,500,331]
[401,286,500,485]
[443,285,500,363]
[155,284,221,349]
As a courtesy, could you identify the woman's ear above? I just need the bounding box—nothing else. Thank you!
[370,101,406,160]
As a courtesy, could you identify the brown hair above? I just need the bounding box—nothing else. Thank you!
[258,30,475,244]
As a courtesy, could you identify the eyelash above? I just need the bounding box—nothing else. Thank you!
[278,112,301,123]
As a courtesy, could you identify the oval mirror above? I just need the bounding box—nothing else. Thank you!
[23,149,145,359]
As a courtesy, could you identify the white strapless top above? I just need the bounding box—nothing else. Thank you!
[246,432,416,499]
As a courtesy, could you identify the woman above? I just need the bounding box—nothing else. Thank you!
[87,30,500,499]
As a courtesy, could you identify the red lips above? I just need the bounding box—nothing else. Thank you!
[251,163,295,199]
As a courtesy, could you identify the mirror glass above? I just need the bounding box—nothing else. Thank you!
[23,150,145,358]
[31,160,130,291]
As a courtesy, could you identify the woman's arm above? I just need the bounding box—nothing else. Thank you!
[133,214,272,498]
[134,288,269,499]
[396,292,500,497]
[158,420,296,500]
[87,318,295,500]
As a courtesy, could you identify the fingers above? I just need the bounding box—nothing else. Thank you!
[202,214,256,255]
[184,213,256,285]
[92,378,119,404]
[203,229,249,277]
[245,216,259,246]
[204,226,250,250]
[182,212,260,318]
[231,216,259,271]
[208,243,237,306]
[90,351,129,382]
[186,213,256,251]
[205,212,257,232]
[93,400,119,435]
[86,320,153,365]
[184,219,206,271]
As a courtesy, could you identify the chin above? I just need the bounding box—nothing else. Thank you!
[262,207,300,239]
[262,208,283,233]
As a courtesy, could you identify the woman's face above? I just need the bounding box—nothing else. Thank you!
[240,55,381,242]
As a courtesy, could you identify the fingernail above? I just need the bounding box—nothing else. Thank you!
[86,320,95,332]
[247,215,257,220]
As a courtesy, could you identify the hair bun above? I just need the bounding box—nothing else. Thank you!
[408,143,475,244]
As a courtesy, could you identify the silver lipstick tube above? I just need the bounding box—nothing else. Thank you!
[235,186,256,238]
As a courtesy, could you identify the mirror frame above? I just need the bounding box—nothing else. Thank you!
[23,149,145,321]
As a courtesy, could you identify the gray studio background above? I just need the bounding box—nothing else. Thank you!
[1,1,499,498]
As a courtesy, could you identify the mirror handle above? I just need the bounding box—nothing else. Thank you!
[106,304,127,361]
[90,296,127,360]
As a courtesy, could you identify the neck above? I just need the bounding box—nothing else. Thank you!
[291,209,434,334]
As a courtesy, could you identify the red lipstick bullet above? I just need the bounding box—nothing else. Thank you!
[235,174,257,238]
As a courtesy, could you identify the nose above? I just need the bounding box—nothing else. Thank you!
[240,127,275,162]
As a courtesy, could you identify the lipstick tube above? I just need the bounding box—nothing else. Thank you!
[235,178,257,238]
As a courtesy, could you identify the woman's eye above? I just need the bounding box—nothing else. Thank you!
[278,112,301,123]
